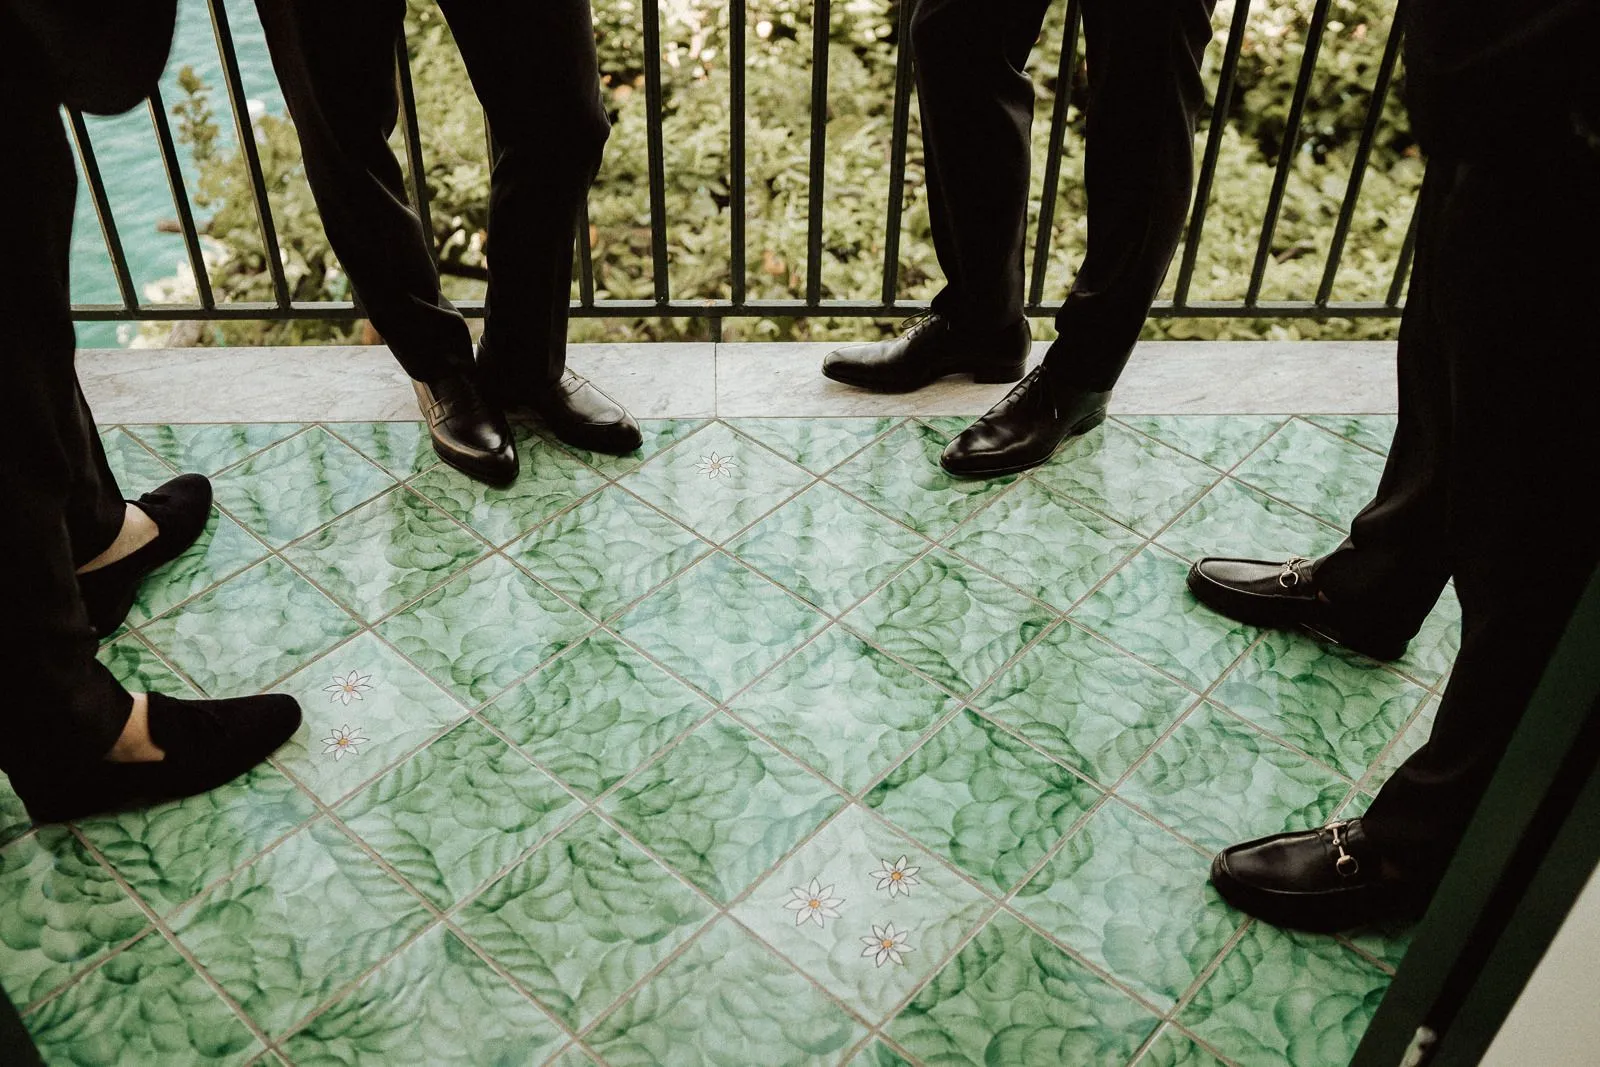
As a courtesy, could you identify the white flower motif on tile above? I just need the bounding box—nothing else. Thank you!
[870,856,922,899]
[860,923,913,967]
[783,878,844,928]
[322,724,370,761]
[323,670,374,706]
[695,452,737,480]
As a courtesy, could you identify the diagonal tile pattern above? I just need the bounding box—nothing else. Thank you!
[8,416,1454,1065]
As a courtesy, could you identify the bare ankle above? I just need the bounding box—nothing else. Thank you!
[77,502,159,575]
[106,692,166,763]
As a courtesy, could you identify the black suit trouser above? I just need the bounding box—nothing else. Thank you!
[1318,142,1600,889]
[911,0,1215,389]
[255,0,609,388]
[1,4,159,777]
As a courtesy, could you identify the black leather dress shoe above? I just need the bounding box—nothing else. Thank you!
[11,691,302,824]
[1186,556,1409,661]
[78,473,213,639]
[1210,819,1425,932]
[822,313,1030,393]
[530,371,643,456]
[414,374,517,485]
[940,364,1111,478]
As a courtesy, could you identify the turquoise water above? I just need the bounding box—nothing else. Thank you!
[69,0,281,348]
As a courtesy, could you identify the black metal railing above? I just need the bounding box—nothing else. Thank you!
[68,0,1414,333]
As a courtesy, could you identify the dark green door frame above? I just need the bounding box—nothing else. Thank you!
[1354,565,1600,1067]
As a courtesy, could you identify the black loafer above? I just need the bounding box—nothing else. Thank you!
[1210,819,1425,932]
[530,371,643,456]
[940,365,1110,478]
[415,374,518,486]
[822,313,1030,393]
[11,691,302,825]
[1186,556,1410,661]
[77,473,213,639]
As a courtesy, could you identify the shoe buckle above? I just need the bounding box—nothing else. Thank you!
[1278,556,1312,589]
[1329,821,1361,877]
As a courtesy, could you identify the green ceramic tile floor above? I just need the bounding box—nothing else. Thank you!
[3,414,1454,1066]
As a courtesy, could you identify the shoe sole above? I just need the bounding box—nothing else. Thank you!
[820,359,1028,394]
[1185,565,1408,662]
[939,408,1107,479]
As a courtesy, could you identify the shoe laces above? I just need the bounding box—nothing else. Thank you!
[1277,556,1313,589]
[1327,820,1361,877]
[899,310,941,340]
[989,365,1059,421]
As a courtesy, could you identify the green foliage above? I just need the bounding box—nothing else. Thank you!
[148,0,1415,347]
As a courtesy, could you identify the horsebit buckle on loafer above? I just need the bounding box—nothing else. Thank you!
[1279,556,1313,589]
[1329,821,1361,877]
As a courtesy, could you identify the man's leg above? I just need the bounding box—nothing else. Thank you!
[255,0,515,482]
[939,0,1216,477]
[817,0,1043,393]
[440,0,641,455]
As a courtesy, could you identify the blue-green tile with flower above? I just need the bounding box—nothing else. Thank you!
[620,422,813,543]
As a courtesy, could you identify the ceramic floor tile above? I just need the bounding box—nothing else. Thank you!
[283,485,488,624]
[620,422,814,543]
[1393,583,1461,688]
[1232,419,1388,529]
[1137,1026,1230,1067]
[1069,545,1254,692]
[1120,704,1353,854]
[0,782,29,852]
[1013,800,1241,1009]
[728,417,898,473]
[457,813,711,1030]
[847,1042,914,1066]
[482,632,712,799]
[271,632,472,805]
[551,417,708,477]
[0,828,148,1009]
[727,627,956,794]
[615,553,829,702]
[1030,420,1219,537]
[887,912,1161,1066]
[1115,416,1287,472]
[338,720,577,908]
[171,819,433,1038]
[77,764,317,918]
[212,427,396,546]
[279,924,564,1066]
[586,918,867,1066]
[323,421,440,478]
[125,508,270,626]
[127,422,303,476]
[864,710,1101,894]
[100,427,178,490]
[1370,695,1439,784]
[24,932,260,1067]
[605,717,843,902]
[378,555,595,706]
[944,478,1145,611]
[509,484,709,622]
[1179,923,1389,1067]
[408,438,605,547]
[97,633,201,698]
[1213,631,1430,780]
[139,557,361,696]
[732,806,989,1024]
[844,551,1056,696]
[827,422,1014,539]
[729,483,927,616]
[1340,917,1417,973]
[1156,478,1347,566]
[1306,414,1398,457]
[974,622,1198,788]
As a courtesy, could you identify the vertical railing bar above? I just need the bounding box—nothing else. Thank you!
[65,108,140,312]
[1244,0,1333,305]
[1315,0,1405,306]
[577,201,596,306]
[205,0,291,307]
[642,0,672,304]
[394,37,435,267]
[805,0,832,306]
[146,88,216,310]
[1173,0,1253,308]
[1386,193,1421,306]
[1027,0,1083,308]
[730,0,748,305]
[879,0,916,305]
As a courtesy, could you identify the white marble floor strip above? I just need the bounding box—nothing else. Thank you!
[78,339,1398,422]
